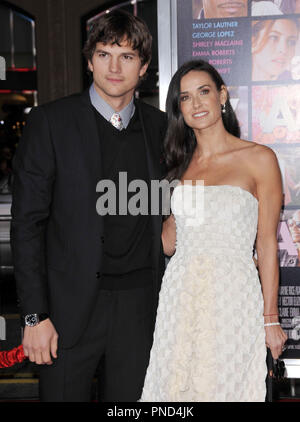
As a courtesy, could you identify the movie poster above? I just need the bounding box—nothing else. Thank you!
[278,207,300,266]
[279,268,300,357]
[177,0,300,358]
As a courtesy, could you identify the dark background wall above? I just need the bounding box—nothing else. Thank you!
[0,0,158,197]
[7,0,108,104]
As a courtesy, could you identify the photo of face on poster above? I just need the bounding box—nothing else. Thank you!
[278,208,300,267]
[252,85,300,144]
[271,146,300,206]
[228,86,249,139]
[252,18,300,81]
[193,0,248,19]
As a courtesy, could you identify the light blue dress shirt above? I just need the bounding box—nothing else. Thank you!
[89,83,135,129]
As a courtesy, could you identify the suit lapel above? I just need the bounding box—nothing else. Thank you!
[71,89,103,184]
[136,100,163,281]
[136,100,162,182]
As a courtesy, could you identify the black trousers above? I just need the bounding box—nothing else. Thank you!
[39,285,154,402]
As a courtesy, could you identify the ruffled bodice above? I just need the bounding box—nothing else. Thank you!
[172,184,258,261]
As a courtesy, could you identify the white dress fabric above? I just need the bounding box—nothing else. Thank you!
[140,185,267,402]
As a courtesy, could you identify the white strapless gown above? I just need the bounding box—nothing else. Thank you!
[140,185,267,402]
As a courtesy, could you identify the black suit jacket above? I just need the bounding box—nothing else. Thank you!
[11,90,167,348]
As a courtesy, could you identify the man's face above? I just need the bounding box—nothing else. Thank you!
[203,0,248,18]
[88,40,148,110]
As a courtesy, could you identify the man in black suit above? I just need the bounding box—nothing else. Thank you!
[11,10,167,402]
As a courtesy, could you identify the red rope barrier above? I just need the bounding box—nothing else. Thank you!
[0,345,26,368]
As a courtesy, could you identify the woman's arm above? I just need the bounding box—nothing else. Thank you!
[162,214,176,257]
[254,146,288,359]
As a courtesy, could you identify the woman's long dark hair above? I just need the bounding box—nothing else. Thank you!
[164,60,241,182]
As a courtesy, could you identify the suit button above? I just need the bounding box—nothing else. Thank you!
[96,272,101,279]
[100,236,104,244]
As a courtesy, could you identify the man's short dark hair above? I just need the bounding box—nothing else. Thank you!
[83,9,152,66]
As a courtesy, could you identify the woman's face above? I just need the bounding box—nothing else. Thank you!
[179,70,227,133]
[252,19,298,80]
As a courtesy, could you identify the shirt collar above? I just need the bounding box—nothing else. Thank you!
[89,83,135,129]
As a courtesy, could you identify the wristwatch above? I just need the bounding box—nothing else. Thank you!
[22,313,49,327]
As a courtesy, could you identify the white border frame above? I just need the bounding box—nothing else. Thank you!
[157,0,178,111]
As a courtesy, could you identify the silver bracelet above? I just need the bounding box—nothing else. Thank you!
[264,322,280,327]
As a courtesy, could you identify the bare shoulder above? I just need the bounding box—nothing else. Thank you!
[240,142,282,199]
[236,141,279,172]
[249,142,277,160]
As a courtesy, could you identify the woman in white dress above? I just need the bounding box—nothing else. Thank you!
[140,60,287,402]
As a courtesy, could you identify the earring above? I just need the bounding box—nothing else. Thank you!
[221,103,226,114]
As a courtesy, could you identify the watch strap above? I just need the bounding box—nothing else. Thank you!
[38,313,49,322]
[21,313,49,327]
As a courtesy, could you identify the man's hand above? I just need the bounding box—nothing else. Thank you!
[22,319,58,365]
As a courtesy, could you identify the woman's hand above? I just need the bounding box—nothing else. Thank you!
[265,325,288,360]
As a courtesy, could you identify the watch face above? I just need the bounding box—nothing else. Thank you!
[25,314,38,327]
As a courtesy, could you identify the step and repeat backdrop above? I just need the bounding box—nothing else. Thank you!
[177,0,300,358]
